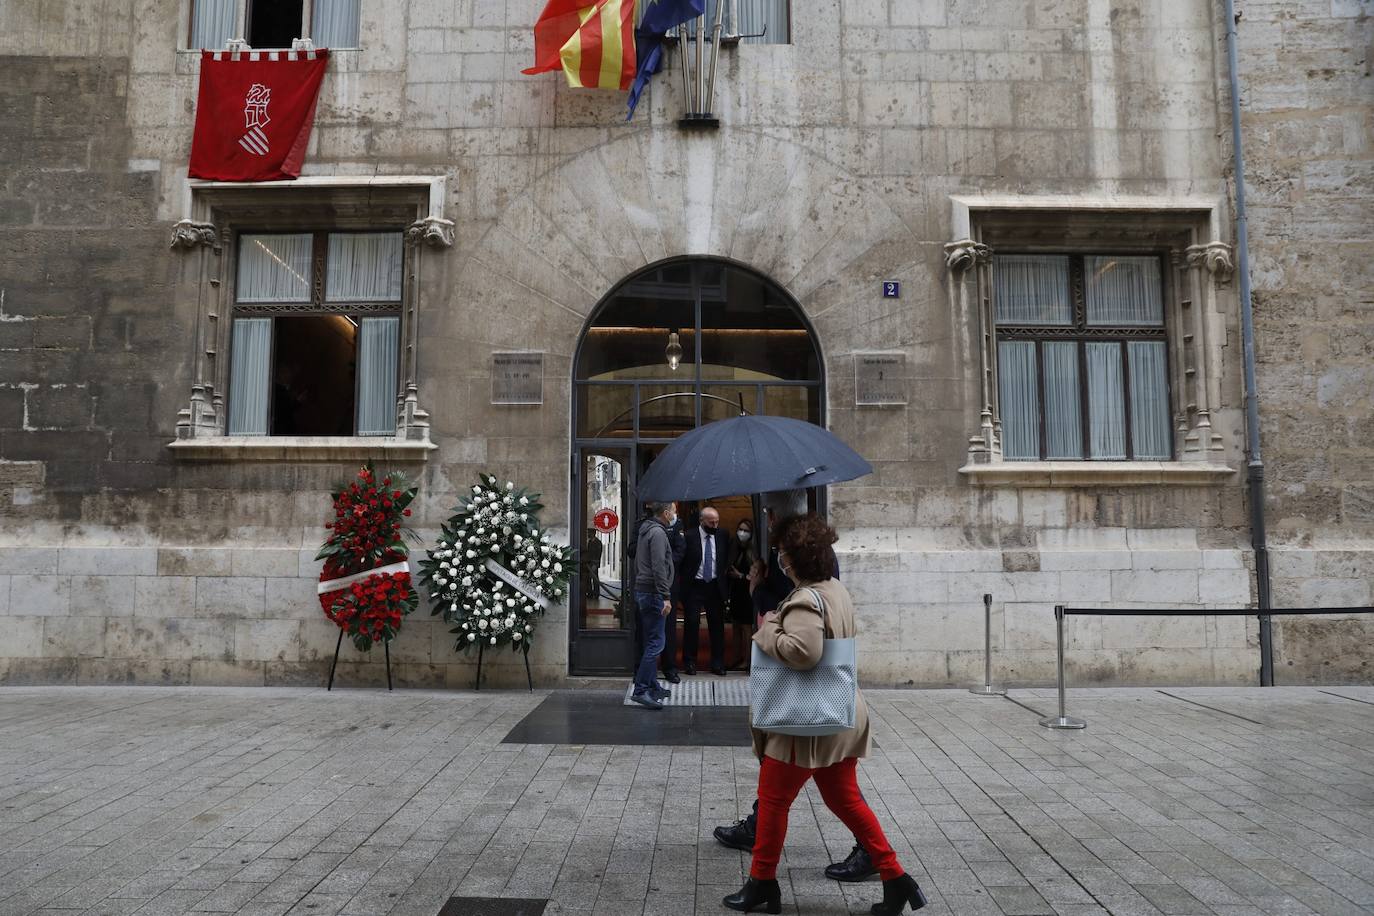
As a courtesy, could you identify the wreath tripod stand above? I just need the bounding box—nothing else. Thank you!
[472,641,534,692]
[326,630,393,691]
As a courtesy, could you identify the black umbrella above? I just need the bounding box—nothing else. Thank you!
[636,415,873,501]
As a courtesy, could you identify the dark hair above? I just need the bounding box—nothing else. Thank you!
[774,513,837,583]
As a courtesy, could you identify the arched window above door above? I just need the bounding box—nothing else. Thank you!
[576,259,821,384]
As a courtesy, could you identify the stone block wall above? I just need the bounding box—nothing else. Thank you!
[0,537,569,688]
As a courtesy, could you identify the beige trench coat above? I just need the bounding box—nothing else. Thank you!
[750,577,871,768]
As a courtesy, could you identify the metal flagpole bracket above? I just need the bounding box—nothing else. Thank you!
[969,593,1006,697]
[1040,605,1086,729]
[676,14,720,128]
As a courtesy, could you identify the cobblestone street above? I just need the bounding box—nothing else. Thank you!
[1,686,1371,916]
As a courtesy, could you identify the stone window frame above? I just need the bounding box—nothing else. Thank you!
[182,0,363,51]
[167,176,454,462]
[947,195,1237,487]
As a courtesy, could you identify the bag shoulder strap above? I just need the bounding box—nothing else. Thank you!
[802,586,833,639]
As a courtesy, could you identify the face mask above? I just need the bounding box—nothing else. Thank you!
[664,512,677,526]
[703,522,718,532]
[737,530,751,543]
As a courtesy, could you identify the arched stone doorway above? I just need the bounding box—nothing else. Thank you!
[570,257,824,675]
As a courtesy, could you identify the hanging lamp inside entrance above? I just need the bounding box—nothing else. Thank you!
[665,329,684,371]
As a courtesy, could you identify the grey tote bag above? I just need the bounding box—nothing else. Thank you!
[749,587,858,737]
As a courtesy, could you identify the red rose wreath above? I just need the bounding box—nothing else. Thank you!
[316,464,419,652]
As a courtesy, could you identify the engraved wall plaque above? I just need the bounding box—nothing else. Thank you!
[492,352,544,406]
[855,352,907,407]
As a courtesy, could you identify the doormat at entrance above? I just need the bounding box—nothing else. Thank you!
[623,678,750,707]
[438,897,546,916]
[502,690,750,746]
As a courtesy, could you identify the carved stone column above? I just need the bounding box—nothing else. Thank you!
[398,216,454,443]
[171,220,225,438]
[945,239,997,463]
[1185,241,1233,458]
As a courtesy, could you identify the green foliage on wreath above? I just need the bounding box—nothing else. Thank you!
[419,474,576,654]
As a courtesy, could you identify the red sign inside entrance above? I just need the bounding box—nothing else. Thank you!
[593,509,619,534]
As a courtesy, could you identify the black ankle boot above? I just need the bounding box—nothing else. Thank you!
[870,873,928,915]
[825,843,878,882]
[723,877,782,914]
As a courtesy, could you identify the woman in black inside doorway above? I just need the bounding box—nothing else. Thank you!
[726,517,758,669]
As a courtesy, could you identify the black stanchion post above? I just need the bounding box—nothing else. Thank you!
[384,639,392,691]
[523,646,533,693]
[475,642,484,691]
[1039,605,1086,730]
[327,629,343,691]
[970,592,1006,697]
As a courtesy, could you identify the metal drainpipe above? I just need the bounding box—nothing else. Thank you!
[1222,0,1275,686]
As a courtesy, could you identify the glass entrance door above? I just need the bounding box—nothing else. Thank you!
[573,448,633,674]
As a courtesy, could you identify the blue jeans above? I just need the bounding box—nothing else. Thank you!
[634,591,666,694]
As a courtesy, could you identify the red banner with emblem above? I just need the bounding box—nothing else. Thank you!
[188,49,329,182]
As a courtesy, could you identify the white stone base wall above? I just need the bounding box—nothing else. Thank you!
[0,540,566,690]
[841,528,1259,688]
[2,530,1371,688]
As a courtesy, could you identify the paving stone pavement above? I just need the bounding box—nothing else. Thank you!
[1,686,1372,916]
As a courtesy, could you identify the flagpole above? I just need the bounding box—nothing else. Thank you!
[678,21,693,113]
[694,13,706,114]
[705,0,726,115]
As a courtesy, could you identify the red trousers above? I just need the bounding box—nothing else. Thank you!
[750,755,903,882]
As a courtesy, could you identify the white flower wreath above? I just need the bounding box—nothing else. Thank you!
[419,474,575,654]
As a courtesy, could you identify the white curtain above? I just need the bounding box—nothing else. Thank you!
[326,233,403,302]
[997,341,1039,460]
[356,317,400,435]
[1086,256,1163,325]
[237,234,312,303]
[1043,341,1082,459]
[311,0,361,48]
[228,318,271,435]
[734,0,789,43]
[994,255,1071,325]
[1129,341,1172,459]
[688,0,789,43]
[190,0,236,48]
[1087,342,1126,459]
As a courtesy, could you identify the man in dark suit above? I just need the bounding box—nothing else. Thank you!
[678,505,729,675]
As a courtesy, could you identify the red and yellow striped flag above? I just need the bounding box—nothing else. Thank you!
[522,0,637,91]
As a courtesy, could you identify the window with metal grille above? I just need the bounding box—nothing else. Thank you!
[993,254,1173,461]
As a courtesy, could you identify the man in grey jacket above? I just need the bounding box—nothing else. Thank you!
[631,501,676,709]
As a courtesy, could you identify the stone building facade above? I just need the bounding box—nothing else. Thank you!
[0,0,1370,689]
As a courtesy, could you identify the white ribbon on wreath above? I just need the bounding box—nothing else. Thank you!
[316,560,410,594]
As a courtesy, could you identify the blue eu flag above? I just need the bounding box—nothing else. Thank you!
[626,0,706,120]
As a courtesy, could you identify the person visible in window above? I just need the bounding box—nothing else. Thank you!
[723,514,928,916]
[715,490,879,885]
[582,529,603,602]
[630,502,676,710]
[726,517,759,670]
